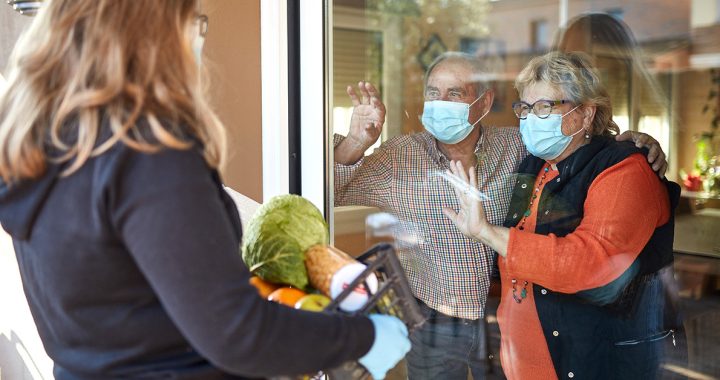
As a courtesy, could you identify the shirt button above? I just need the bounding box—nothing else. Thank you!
[556,178,561,183]
[521,183,527,189]
[541,289,548,295]
[568,372,575,378]
[544,210,550,215]
[553,330,559,337]
[513,213,518,219]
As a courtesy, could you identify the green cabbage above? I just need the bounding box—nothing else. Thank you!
[241,194,329,289]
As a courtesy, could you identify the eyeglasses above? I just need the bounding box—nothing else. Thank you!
[512,99,573,120]
[195,14,209,38]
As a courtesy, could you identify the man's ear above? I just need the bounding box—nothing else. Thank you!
[481,89,495,114]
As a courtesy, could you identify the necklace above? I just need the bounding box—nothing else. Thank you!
[517,164,551,231]
[512,163,551,304]
[512,279,529,303]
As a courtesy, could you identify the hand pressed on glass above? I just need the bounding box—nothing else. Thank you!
[442,160,511,257]
[443,162,488,243]
[346,81,385,150]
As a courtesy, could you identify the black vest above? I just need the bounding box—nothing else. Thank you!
[502,136,681,379]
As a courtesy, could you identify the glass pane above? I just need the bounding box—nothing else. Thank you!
[329,0,720,378]
[560,4,720,376]
[332,28,384,155]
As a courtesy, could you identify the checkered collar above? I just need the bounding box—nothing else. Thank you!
[424,126,485,165]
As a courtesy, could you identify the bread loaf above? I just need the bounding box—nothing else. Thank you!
[304,245,355,296]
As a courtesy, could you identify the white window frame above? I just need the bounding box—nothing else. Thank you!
[299,1,330,217]
[260,0,329,217]
[260,0,289,202]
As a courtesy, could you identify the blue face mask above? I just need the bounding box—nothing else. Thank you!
[193,34,205,66]
[519,105,582,160]
[421,95,488,144]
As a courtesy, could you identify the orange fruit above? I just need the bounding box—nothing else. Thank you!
[249,276,281,298]
[267,287,307,307]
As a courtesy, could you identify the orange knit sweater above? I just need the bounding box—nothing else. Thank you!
[497,153,670,380]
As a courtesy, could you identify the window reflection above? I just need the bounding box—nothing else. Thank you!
[330,0,720,378]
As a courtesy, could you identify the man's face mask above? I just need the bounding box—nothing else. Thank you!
[519,104,582,160]
[421,93,489,145]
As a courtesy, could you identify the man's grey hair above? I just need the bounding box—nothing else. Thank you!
[423,52,490,97]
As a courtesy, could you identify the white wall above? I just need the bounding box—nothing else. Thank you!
[0,231,53,380]
[691,0,720,28]
[0,5,52,380]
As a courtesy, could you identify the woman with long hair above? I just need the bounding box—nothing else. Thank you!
[0,1,409,379]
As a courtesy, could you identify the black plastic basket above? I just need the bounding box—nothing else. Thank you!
[321,243,425,379]
[271,243,424,380]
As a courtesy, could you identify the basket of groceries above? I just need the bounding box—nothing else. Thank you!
[241,195,424,380]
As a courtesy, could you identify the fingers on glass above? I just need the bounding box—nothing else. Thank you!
[347,86,360,105]
[455,161,466,181]
[367,82,378,95]
[358,83,370,103]
[469,166,477,189]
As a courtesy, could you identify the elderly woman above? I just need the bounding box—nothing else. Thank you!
[443,51,680,380]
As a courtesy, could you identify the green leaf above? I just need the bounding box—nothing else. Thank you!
[241,194,329,290]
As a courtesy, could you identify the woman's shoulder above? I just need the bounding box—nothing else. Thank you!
[101,141,211,189]
[581,136,646,170]
[593,135,658,157]
[592,152,661,192]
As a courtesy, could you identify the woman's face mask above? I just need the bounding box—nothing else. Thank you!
[193,34,205,65]
[421,94,489,144]
[192,14,208,66]
[519,104,582,160]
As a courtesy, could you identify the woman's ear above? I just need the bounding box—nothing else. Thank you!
[582,104,596,129]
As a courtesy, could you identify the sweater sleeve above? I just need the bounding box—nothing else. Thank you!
[504,154,670,295]
[110,146,373,377]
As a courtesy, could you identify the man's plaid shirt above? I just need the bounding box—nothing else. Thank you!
[335,126,527,320]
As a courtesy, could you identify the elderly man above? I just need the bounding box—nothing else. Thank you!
[333,52,666,379]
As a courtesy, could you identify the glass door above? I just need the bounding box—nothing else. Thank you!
[306,0,720,378]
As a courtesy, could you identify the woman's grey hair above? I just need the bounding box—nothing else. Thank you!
[514,51,619,137]
[424,52,489,97]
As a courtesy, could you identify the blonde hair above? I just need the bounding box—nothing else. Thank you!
[0,0,226,184]
[515,51,619,137]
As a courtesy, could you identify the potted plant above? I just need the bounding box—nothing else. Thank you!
[695,69,720,195]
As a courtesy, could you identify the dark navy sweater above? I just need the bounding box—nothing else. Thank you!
[0,140,373,379]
